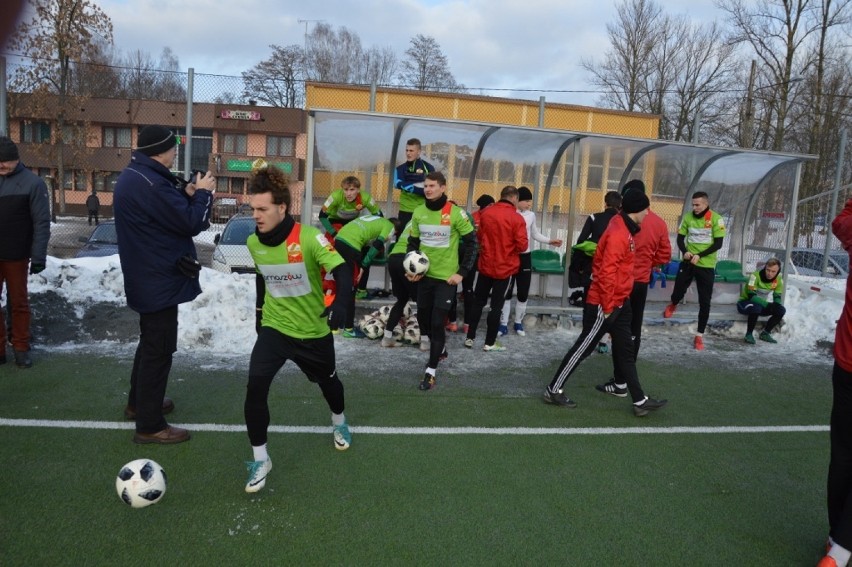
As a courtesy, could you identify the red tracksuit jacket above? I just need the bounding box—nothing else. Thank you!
[586,212,638,314]
[633,209,672,283]
[832,198,852,372]
[476,200,528,280]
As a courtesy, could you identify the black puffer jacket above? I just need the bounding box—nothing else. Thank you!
[0,162,51,263]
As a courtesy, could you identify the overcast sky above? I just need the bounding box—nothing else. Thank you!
[11,0,724,108]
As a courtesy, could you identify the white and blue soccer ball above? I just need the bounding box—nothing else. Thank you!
[378,305,392,324]
[403,251,430,276]
[116,459,167,508]
[402,302,414,320]
[361,317,385,340]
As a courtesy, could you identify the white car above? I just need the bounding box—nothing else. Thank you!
[789,247,849,278]
[210,215,256,274]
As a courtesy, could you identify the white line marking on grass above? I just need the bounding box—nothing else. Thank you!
[0,419,829,435]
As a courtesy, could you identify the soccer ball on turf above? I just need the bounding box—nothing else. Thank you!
[402,302,413,320]
[403,251,430,276]
[361,317,385,339]
[116,458,167,508]
[378,305,392,323]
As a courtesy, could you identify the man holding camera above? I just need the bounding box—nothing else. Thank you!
[113,125,215,444]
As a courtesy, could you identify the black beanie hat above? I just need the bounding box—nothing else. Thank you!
[622,179,646,196]
[136,125,177,157]
[622,190,650,214]
[0,136,20,161]
[476,194,495,208]
[517,186,533,201]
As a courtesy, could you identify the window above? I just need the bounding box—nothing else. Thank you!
[222,134,247,155]
[231,178,245,194]
[103,172,120,193]
[522,164,537,185]
[476,159,494,181]
[266,136,294,157]
[103,127,131,148]
[21,121,50,143]
[63,170,87,191]
[586,146,605,190]
[497,161,515,183]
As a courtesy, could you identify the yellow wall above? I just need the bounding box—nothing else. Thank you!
[306,83,660,138]
[305,83,662,215]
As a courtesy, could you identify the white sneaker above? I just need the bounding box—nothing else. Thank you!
[380,336,397,348]
[419,335,430,352]
[483,342,506,352]
[245,459,272,493]
[333,422,352,451]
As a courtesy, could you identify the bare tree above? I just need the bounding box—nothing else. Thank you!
[398,34,463,92]
[583,0,738,142]
[355,45,398,86]
[582,0,662,112]
[242,44,304,108]
[69,39,122,98]
[718,0,818,151]
[664,21,740,142]
[8,0,113,213]
[306,23,364,83]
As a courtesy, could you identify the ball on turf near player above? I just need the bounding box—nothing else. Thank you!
[361,317,385,339]
[116,458,167,508]
[403,251,429,277]
[378,305,392,324]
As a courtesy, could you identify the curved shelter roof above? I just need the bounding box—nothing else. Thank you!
[304,108,816,302]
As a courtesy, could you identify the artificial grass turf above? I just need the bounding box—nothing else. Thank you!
[0,426,829,565]
[0,350,835,565]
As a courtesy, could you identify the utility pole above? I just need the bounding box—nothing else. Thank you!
[742,59,757,149]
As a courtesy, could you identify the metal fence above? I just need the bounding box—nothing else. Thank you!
[3,60,849,280]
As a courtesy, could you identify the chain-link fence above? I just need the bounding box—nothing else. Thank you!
[4,60,848,282]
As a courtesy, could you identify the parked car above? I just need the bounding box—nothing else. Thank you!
[788,247,849,278]
[211,197,240,224]
[210,215,256,274]
[76,220,119,258]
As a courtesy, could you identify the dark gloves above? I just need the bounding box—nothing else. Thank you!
[176,254,201,278]
[29,263,45,275]
[320,295,345,331]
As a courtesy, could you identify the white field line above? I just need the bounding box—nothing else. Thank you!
[0,418,828,435]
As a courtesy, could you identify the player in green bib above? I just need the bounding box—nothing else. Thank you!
[407,171,477,391]
[662,191,726,350]
[334,214,400,336]
[242,164,354,494]
[736,257,785,344]
[318,175,383,237]
[318,176,384,300]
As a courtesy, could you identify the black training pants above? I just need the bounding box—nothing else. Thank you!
[129,306,178,434]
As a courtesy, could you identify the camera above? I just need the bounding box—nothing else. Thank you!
[188,169,206,183]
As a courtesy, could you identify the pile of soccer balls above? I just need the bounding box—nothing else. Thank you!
[359,302,420,345]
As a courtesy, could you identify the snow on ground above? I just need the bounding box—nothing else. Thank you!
[23,254,844,379]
